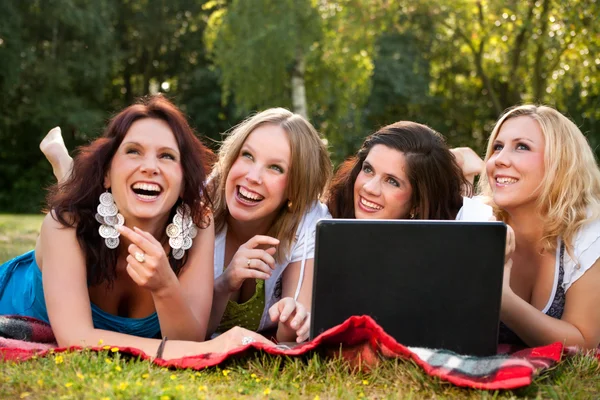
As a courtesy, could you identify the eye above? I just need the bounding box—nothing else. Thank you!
[270,164,284,173]
[241,151,253,160]
[516,143,530,151]
[386,177,400,187]
[362,164,373,174]
[160,152,176,161]
[126,148,140,155]
[492,143,503,152]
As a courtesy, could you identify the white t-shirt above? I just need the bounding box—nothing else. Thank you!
[213,201,331,331]
[561,217,600,292]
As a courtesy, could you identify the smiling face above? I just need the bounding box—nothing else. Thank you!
[485,116,546,211]
[353,144,413,219]
[225,124,291,226]
[104,118,183,222]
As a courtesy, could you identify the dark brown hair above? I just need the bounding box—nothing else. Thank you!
[47,95,214,285]
[327,121,470,220]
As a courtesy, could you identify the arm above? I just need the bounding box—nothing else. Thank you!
[39,213,272,357]
[501,259,600,350]
[149,219,214,341]
[450,147,484,186]
[207,235,279,336]
[270,258,314,343]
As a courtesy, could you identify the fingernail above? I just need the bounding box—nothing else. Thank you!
[291,321,298,328]
[281,315,287,322]
[115,225,123,232]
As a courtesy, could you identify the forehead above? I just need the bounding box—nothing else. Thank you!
[244,124,291,160]
[123,118,179,149]
[496,116,544,143]
[365,144,408,175]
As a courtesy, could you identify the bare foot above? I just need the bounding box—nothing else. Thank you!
[40,127,73,182]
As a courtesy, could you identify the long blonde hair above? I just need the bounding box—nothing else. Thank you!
[211,108,332,261]
[478,105,600,255]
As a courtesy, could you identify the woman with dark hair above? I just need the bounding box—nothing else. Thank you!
[327,121,487,221]
[0,95,271,358]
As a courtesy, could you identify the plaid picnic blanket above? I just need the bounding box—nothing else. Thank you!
[1,314,593,390]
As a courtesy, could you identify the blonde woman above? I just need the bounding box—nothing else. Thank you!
[208,108,332,343]
[479,105,600,350]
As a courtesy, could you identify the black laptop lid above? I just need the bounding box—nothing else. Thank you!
[310,219,506,356]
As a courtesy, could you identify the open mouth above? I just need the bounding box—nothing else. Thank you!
[359,196,383,211]
[495,176,518,185]
[236,185,264,204]
[131,182,163,200]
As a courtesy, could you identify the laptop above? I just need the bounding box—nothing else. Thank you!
[310,219,506,356]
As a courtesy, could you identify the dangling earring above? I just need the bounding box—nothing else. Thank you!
[166,203,198,260]
[287,200,293,211]
[409,210,416,219]
[96,190,124,249]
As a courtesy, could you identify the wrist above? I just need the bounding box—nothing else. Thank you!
[151,277,179,300]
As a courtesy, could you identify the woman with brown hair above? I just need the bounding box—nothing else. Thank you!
[0,96,272,358]
[327,121,485,221]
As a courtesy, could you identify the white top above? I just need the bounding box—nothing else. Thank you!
[455,196,494,221]
[560,217,600,293]
[214,201,331,331]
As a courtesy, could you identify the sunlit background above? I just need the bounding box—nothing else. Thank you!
[0,0,598,212]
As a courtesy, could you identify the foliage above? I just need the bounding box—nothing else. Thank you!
[0,1,598,212]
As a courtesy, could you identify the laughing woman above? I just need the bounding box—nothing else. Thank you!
[1,96,272,358]
[479,105,600,350]
[207,109,332,343]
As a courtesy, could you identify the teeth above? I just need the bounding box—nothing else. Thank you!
[132,182,161,192]
[137,193,158,200]
[360,197,383,210]
[239,186,264,201]
[496,177,518,184]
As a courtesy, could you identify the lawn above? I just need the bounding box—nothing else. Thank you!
[1,214,599,399]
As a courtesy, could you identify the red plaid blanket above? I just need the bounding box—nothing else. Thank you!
[2,314,596,390]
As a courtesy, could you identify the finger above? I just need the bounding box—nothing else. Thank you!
[126,262,145,286]
[234,268,270,282]
[116,225,156,255]
[289,304,307,329]
[268,302,280,322]
[279,298,296,323]
[244,249,276,270]
[296,317,311,342]
[242,331,275,347]
[246,258,273,276]
[133,226,163,249]
[243,235,280,250]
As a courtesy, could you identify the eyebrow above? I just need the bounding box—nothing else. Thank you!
[494,137,535,144]
[123,141,180,154]
[242,143,289,166]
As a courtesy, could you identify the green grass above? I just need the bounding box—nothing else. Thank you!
[1,214,600,399]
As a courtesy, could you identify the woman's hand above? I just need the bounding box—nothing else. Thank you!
[215,235,279,294]
[117,225,177,296]
[210,326,275,353]
[502,224,516,295]
[269,297,311,343]
[451,147,484,182]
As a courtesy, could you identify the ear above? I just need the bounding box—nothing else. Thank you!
[103,171,111,190]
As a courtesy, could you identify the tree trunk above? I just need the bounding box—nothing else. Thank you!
[533,0,551,101]
[291,47,308,119]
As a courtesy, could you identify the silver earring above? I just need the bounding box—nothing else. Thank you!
[409,210,416,219]
[96,191,124,249]
[166,203,198,260]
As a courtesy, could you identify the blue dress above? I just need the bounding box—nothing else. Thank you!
[0,251,160,338]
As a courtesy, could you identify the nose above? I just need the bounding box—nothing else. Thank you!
[362,176,381,196]
[245,164,263,185]
[140,155,159,175]
[493,146,511,168]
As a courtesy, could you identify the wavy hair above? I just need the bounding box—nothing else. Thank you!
[47,95,214,286]
[211,108,332,261]
[478,104,600,254]
[327,121,469,219]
